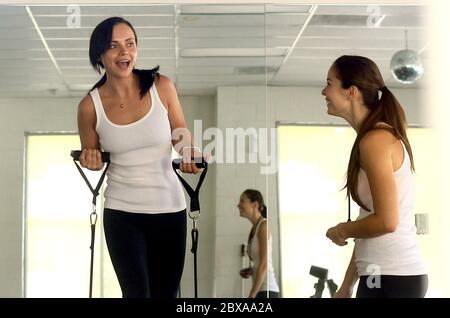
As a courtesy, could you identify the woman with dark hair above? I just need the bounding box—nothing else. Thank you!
[323,55,427,298]
[77,17,203,298]
[237,189,280,298]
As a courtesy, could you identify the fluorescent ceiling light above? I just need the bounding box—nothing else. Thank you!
[180,48,286,57]
[265,5,312,14]
[180,5,264,15]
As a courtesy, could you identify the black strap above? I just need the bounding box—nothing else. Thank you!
[172,158,208,298]
[172,160,208,213]
[89,219,96,298]
[191,227,199,298]
[71,150,110,298]
[73,160,110,206]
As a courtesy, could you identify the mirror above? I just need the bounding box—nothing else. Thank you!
[0,3,268,298]
[2,2,446,299]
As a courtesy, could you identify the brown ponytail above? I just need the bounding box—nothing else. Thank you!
[333,56,415,210]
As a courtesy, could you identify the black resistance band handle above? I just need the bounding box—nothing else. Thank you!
[71,150,110,163]
[172,158,208,170]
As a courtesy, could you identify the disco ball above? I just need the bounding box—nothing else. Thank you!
[390,49,424,84]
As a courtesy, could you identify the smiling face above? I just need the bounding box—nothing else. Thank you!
[321,66,351,118]
[237,193,256,219]
[100,23,137,78]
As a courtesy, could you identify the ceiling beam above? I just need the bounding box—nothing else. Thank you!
[270,5,318,83]
[25,5,72,95]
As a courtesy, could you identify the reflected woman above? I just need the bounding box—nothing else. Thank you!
[238,189,280,298]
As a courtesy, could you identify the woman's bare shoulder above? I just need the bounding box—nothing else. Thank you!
[78,93,96,120]
[359,129,396,152]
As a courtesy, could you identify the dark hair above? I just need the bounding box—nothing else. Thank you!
[88,16,159,98]
[333,55,414,210]
[243,189,267,218]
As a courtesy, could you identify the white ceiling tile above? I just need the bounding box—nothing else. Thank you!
[315,5,428,17]
[177,14,264,27]
[31,5,175,16]
[179,57,266,67]
[294,37,425,51]
[303,26,427,40]
[265,13,309,26]
[32,15,174,29]
[44,38,174,50]
[265,5,312,14]
[39,27,174,39]
[179,38,265,49]
[0,49,49,59]
[0,27,39,39]
[265,37,296,48]
[178,65,235,75]
[381,15,428,28]
[0,5,27,15]
[0,13,34,28]
[179,26,264,38]
[179,4,264,15]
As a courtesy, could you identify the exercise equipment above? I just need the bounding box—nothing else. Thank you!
[172,157,208,298]
[70,150,110,298]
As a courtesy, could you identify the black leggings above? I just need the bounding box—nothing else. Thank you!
[356,275,428,298]
[103,208,186,298]
[255,291,280,298]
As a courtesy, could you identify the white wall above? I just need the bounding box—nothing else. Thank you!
[214,85,426,297]
[0,97,77,297]
[0,94,216,298]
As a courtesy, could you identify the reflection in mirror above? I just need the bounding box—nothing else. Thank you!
[237,189,280,298]
[0,3,268,298]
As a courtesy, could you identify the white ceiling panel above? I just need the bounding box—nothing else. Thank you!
[0,49,49,59]
[381,15,427,28]
[32,15,175,28]
[43,38,174,50]
[0,14,33,28]
[315,5,428,16]
[30,5,175,16]
[178,37,265,49]
[265,37,296,48]
[178,65,235,75]
[177,74,265,82]
[265,5,311,14]
[265,13,309,26]
[289,48,396,59]
[0,27,39,39]
[179,26,265,38]
[177,14,264,27]
[302,26,427,39]
[39,26,175,38]
[178,56,266,67]
[295,37,425,50]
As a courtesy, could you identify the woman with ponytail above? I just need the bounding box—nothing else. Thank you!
[322,56,427,298]
[77,17,204,298]
[237,189,280,298]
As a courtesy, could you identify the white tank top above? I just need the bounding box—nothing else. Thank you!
[89,83,186,214]
[248,218,280,292]
[354,138,427,276]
